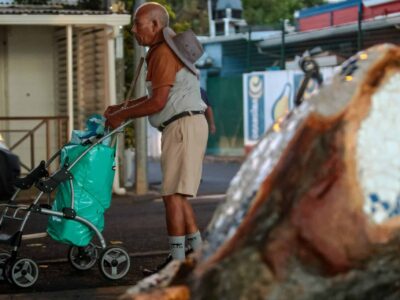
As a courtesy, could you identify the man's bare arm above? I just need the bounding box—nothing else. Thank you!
[105,86,171,128]
[124,95,148,108]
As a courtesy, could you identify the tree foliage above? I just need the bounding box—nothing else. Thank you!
[168,0,209,34]
[120,0,325,147]
[166,0,326,32]
[122,0,326,86]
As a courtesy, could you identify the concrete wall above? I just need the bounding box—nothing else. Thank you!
[8,26,55,117]
[5,25,56,169]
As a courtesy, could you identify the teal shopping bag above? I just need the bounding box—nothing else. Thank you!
[47,143,116,246]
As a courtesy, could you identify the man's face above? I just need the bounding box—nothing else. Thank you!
[131,12,156,46]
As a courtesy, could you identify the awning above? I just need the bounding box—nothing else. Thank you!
[0,11,130,26]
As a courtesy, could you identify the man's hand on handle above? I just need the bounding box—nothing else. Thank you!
[103,95,153,129]
[105,112,126,129]
[104,103,128,129]
[104,103,123,117]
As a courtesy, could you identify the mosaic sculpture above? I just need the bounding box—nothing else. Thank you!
[122,44,400,300]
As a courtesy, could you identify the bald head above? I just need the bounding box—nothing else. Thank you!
[135,2,169,27]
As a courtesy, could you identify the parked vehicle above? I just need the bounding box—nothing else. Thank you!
[0,136,20,202]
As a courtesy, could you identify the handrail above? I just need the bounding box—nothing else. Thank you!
[0,116,69,172]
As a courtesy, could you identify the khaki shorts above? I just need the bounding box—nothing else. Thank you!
[160,114,208,197]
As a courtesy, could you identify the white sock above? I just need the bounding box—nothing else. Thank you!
[186,230,202,251]
[168,235,185,261]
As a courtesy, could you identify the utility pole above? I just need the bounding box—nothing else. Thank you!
[207,0,215,37]
[133,0,148,194]
[357,2,364,51]
[280,19,286,70]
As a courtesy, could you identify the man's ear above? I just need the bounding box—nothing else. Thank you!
[151,19,161,33]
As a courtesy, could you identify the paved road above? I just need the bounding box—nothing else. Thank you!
[0,196,222,295]
[148,158,242,195]
[0,159,241,296]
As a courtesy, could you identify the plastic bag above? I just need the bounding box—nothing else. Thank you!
[70,114,109,145]
[47,142,116,246]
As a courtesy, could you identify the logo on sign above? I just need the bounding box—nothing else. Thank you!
[248,75,264,141]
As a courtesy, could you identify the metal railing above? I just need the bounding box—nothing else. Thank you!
[0,116,69,172]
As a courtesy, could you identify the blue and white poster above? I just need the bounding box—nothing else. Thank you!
[264,71,295,124]
[243,68,335,148]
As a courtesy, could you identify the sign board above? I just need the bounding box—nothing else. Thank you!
[243,73,266,144]
[243,68,336,147]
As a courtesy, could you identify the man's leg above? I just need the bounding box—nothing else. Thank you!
[160,116,208,260]
[163,194,186,260]
[182,198,198,233]
[163,194,203,258]
[182,198,203,251]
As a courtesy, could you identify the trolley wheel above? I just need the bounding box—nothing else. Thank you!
[0,252,11,281]
[99,246,130,280]
[68,243,98,271]
[8,258,39,288]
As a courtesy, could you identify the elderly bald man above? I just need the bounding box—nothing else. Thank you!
[104,2,208,272]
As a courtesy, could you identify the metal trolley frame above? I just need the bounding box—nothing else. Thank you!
[0,120,133,288]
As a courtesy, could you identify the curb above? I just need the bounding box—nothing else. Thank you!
[0,285,132,300]
[204,155,244,163]
[35,250,170,265]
